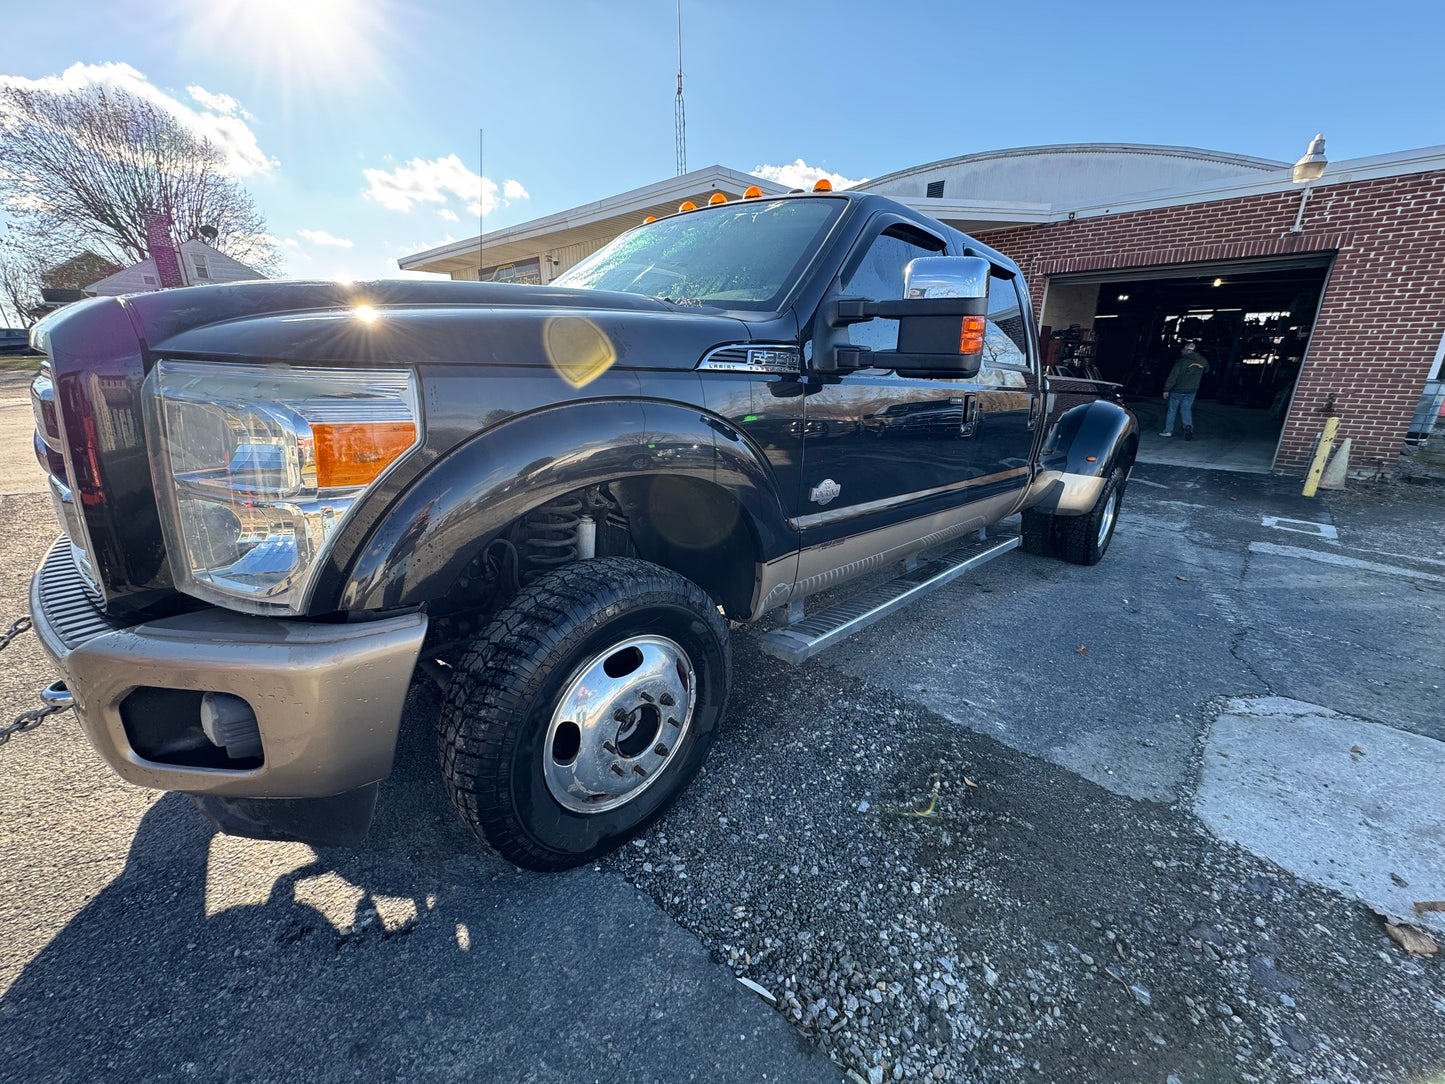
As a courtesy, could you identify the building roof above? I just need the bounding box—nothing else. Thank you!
[399,143,1445,277]
[86,239,265,296]
[399,165,789,277]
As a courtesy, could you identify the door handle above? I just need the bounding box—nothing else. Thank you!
[1027,395,1040,430]
[959,395,981,438]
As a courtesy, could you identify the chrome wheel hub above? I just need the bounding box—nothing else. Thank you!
[1097,489,1119,547]
[543,635,696,814]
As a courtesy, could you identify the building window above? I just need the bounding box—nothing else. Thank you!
[143,275,157,285]
[926,180,946,199]
[478,257,541,285]
[191,254,210,281]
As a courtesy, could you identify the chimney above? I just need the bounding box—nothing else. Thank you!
[144,211,184,288]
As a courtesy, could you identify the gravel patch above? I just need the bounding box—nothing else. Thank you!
[607,641,1445,1083]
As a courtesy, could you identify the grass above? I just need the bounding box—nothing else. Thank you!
[0,354,43,373]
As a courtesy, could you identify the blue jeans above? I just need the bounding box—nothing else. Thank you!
[1165,391,1196,432]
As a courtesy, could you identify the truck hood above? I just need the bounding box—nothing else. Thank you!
[125,279,755,371]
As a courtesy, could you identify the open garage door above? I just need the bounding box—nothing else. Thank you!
[1040,255,1332,472]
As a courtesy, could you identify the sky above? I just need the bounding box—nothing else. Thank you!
[4,0,1444,282]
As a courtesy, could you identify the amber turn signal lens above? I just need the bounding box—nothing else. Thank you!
[643,215,657,223]
[959,315,987,355]
[812,178,833,192]
[678,200,697,211]
[708,192,727,205]
[313,421,417,488]
[743,185,762,198]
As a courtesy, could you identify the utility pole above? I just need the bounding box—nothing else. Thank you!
[674,0,687,176]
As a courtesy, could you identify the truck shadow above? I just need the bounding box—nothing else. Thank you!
[0,682,836,1084]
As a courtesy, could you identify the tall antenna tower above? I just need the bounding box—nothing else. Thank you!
[674,0,687,175]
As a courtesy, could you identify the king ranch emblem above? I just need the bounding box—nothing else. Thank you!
[810,479,841,506]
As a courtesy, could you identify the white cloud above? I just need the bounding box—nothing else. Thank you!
[751,158,865,191]
[437,208,459,222]
[187,85,239,115]
[297,228,353,248]
[0,63,275,176]
[362,154,528,218]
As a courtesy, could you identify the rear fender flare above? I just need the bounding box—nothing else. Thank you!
[1027,400,1138,516]
[335,400,796,613]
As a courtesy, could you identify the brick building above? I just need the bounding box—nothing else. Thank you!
[403,144,1445,476]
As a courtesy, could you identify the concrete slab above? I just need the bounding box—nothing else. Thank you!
[0,391,46,496]
[1196,697,1445,934]
[1130,397,1280,473]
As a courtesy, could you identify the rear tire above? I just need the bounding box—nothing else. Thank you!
[438,558,730,870]
[1056,465,1125,566]
[1020,509,1056,556]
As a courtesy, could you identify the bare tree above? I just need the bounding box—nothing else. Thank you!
[0,236,46,328]
[0,82,280,279]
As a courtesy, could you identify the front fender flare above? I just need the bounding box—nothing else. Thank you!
[335,399,797,613]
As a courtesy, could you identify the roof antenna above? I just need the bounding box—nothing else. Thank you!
[674,0,687,176]
[485,127,491,280]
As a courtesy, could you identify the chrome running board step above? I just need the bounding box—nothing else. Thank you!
[757,532,1021,665]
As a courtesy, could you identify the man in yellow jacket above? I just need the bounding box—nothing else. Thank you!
[1161,340,1210,440]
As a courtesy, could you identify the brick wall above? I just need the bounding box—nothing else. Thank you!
[984,170,1445,474]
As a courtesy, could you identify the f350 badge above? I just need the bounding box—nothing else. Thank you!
[809,479,841,506]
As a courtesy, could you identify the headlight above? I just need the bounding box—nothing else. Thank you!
[144,360,422,614]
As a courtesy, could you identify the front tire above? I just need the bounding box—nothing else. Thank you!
[438,558,730,870]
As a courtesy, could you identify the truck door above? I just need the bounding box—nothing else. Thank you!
[797,220,1039,557]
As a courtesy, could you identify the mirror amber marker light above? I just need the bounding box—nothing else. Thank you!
[959,316,987,355]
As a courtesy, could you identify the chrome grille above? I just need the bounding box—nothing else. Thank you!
[31,360,102,596]
[35,540,129,650]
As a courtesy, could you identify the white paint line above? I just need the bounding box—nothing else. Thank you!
[1261,516,1338,539]
[1129,478,1170,489]
[1353,546,1445,569]
[1248,541,1445,584]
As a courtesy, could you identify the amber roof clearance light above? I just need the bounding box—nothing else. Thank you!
[812,178,833,192]
[743,185,762,199]
[643,215,657,224]
[708,192,727,205]
[678,200,697,212]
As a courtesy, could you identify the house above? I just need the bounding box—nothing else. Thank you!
[85,239,264,296]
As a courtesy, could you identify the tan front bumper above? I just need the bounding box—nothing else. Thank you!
[30,540,427,799]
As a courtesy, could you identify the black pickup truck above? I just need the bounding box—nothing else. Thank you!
[26,190,1136,868]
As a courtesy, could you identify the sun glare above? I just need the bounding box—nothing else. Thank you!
[180,0,391,96]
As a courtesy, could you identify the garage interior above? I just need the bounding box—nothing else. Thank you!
[1040,257,1331,472]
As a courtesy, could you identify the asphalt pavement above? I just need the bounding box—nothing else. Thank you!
[1,460,1443,1083]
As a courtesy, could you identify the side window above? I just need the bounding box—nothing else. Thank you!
[840,228,944,352]
[981,276,1030,371]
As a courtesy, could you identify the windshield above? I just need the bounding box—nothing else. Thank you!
[553,198,843,311]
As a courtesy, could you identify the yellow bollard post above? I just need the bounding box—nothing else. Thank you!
[1301,416,1340,497]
